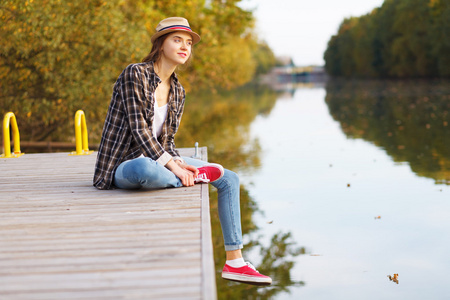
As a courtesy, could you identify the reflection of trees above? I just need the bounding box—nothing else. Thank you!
[210,188,305,300]
[178,85,305,298]
[325,79,450,184]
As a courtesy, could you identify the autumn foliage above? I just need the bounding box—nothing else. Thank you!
[0,0,275,142]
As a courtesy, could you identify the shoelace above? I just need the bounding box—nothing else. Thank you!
[245,262,260,273]
[195,173,210,183]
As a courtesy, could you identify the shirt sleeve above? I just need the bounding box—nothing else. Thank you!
[122,64,172,166]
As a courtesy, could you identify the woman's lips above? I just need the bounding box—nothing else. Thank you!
[178,53,187,57]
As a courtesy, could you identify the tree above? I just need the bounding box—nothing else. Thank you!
[389,0,435,77]
[429,0,450,76]
[252,40,277,75]
[0,0,142,142]
[324,0,449,78]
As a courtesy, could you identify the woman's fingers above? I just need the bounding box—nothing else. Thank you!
[181,170,195,186]
[185,164,199,176]
[168,162,196,186]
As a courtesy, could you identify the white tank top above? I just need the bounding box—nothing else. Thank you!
[153,103,168,138]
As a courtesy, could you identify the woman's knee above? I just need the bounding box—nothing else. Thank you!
[213,169,239,190]
[225,169,239,186]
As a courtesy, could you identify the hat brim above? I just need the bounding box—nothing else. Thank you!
[151,29,201,45]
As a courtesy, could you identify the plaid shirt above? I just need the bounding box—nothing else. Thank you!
[93,61,185,190]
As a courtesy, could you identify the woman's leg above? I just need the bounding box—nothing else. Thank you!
[184,157,271,284]
[183,157,244,251]
[114,157,182,189]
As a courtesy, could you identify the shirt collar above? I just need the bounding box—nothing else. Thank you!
[145,61,179,84]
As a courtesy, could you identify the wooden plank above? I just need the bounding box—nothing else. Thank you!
[0,147,216,299]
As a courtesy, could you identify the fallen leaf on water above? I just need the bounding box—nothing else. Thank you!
[267,220,273,224]
[387,273,399,284]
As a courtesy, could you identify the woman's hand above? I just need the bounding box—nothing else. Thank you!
[166,159,199,186]
[175,159,199,175]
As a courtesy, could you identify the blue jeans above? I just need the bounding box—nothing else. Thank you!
[114,156,243,251]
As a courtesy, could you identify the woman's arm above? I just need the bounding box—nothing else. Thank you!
[166,159,199,186]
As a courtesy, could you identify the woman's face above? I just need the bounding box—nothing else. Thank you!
[160,31,193,66]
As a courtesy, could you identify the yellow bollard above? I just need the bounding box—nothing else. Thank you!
[1,112,24,158]
[69,110,93,156]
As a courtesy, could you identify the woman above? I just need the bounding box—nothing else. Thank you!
[93,17,271,285]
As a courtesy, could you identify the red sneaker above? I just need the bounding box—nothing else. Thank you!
[194,163,224,183]
[222,262,272,285]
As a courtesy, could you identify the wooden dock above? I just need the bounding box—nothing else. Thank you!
[0,148,217,300]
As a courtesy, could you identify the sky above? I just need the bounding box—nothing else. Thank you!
[239,0,385,66]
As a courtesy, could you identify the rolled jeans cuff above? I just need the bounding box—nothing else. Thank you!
[224,243,244,251]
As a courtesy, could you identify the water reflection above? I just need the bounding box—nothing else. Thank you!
[210,188,306,299]
[325,79,450,185]
[179,86,307,299]
[240,82,450,299]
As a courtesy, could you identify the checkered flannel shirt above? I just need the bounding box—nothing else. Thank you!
[93,61,185,190]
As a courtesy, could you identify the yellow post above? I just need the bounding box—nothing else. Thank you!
[69,110,93,156]
[1,112,24,158]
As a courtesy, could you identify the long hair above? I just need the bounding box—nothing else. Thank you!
[142,33,194,67]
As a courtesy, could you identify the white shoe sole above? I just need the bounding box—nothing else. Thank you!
[222,272,272,284]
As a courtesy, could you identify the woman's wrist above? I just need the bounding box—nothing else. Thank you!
[165,159,179,171]
[173,157,185,165]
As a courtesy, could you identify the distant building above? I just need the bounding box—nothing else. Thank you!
[276,56,295,67]
[260,62,328,90]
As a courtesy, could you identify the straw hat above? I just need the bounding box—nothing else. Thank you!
[151,17,201,45]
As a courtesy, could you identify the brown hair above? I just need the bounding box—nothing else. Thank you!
[142,33,194,67]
